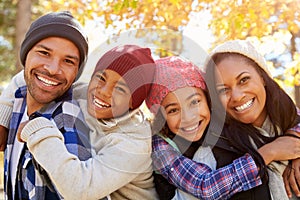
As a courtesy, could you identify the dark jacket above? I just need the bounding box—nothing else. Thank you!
[207,130,271,200]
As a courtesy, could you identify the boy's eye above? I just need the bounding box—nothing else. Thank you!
[95,74,106,82]
[115,86,127,94]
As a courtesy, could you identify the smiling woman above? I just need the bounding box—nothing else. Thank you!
[204,39,300,200]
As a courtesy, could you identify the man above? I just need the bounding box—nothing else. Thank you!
[0,11,91,199]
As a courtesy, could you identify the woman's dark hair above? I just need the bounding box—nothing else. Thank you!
[205,52,299,180]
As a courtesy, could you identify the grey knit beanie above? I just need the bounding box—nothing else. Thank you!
[20,11,88,80]
[207,39,272,77]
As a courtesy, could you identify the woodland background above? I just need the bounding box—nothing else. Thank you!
[0,0,299,106]
[0,0,300,198]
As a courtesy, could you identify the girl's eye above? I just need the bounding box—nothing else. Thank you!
[166,107,179,115]
[167,108,179,114]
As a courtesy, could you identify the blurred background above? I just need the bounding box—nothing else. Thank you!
[0,0,300,198]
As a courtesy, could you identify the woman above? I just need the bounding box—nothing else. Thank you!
[204,39,300,199]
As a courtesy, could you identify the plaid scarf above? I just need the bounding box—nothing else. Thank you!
[4,86,91,200]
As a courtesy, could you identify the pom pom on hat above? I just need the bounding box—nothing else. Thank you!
[20,11,88,80]
[208,39,272,77]
[93,44,156,110]
[145,56,207,114]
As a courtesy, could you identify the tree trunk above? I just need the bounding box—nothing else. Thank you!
[15,0,32,72]
[290,34,300,107]
[295,86,300,108]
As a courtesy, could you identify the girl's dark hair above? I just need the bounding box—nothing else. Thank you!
[205,52,299,180]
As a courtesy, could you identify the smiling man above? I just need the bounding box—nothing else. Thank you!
[1,11,91,200]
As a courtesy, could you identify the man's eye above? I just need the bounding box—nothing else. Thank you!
[38,50,49,56]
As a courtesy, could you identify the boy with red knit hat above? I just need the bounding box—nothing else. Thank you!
[2,44,158,199]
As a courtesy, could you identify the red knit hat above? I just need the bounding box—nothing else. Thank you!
[93,45,156,110]
[146,56,207,114]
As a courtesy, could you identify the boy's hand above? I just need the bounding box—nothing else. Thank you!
[17,121,29,143]
[0,125,8,151]
[283,159,300,198]
[283,130,300,198]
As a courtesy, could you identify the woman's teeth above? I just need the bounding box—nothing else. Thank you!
[235,99,254,111]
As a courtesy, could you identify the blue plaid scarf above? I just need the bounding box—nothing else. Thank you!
[4,86,91,200]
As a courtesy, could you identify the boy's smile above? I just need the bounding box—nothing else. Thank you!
[87,69,132,119]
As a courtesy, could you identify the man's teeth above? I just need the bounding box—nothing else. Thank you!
[37,76,59,86]
[94,97,110,108]
[235,99,253,111]
[182,124,199,131]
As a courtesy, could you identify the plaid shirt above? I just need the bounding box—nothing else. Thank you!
[4,86,92,200]
[289,107,300,133]
[152,134,262,200]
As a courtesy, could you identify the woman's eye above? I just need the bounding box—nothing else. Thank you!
[240,76,250,84]
[217,88,228,95]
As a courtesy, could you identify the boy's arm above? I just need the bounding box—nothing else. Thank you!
[0,70,25,150]
[19,117,153,200]
[0,70,25,127]
[282,107,300,198]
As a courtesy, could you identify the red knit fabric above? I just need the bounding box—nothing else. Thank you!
[146,56,206,114]
[93,45,156,110]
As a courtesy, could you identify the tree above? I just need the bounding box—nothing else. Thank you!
[0,0,18,82]
[15,0,32,72]
[0,0,212,84]
[39,0,211,57]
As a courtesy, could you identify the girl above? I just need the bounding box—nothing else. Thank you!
[3,44,158,199]
[205,39,300,199]
[146,56,300,200]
